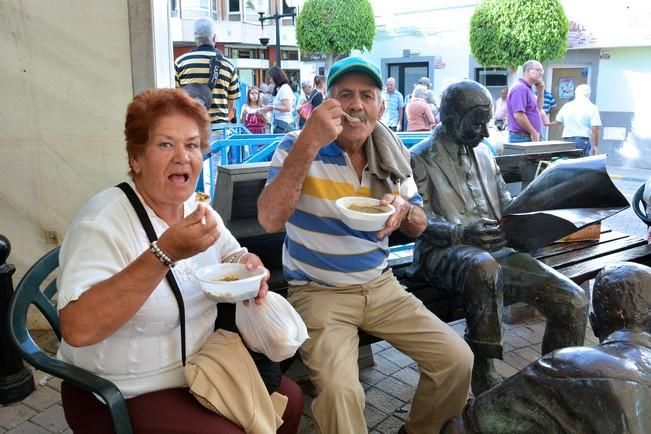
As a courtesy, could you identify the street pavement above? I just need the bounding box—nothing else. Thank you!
[1,164,649,434]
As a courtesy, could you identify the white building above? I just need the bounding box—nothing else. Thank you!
[365,0,651,169]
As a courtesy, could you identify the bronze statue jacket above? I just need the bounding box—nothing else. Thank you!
[408,126,511,278]
[465,330,651,434]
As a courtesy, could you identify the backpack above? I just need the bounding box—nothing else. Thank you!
[298,90,320,120]
[181,53,222,110]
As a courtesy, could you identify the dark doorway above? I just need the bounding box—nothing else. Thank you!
[387,61,429,130]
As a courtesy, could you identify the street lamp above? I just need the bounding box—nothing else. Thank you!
[257,0,299,68]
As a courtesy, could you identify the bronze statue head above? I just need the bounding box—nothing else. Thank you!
[590,262,651,340]
[439,80,493,149]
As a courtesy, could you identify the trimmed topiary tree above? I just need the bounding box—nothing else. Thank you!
[470,0,569,68]
[296,0,375,71]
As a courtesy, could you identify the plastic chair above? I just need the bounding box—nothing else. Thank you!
[8,246,134,434]
[632,182,651,226]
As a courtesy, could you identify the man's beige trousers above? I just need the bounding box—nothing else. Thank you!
[288,271,473,434]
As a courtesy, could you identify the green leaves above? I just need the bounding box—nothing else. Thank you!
[470,0,569,68]
[296,0,375,56]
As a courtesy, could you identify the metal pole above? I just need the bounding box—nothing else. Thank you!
[275,14,282,68]
[0,234,35,404]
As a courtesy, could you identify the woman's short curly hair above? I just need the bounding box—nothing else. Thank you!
[124,88,211,177]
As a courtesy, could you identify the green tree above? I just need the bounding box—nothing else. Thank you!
[296,0,375,70]
[470,0,569,68]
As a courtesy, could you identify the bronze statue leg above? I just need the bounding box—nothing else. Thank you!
[426,246,505,394]
[497,251,588,354]
[426,245,504,357]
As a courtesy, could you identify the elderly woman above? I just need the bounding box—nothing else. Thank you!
[406,84,437,132]
[56,88,303,434]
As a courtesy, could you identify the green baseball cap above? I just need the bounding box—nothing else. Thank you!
[327,56,384,90]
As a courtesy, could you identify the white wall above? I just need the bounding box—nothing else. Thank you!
[367,2,475,98]
[596,47,651,114]
[0,1,134,277]
[368,31,471,98]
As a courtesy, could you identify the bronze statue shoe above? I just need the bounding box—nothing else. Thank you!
[471,358,504,395]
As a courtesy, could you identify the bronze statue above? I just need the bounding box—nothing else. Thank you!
[442,261,651,434]
[408,80,588,393]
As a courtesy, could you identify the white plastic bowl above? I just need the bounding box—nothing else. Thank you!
[335,196,396,232]
[195,263,265,303]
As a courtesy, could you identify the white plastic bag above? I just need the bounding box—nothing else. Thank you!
[235,291,309,362]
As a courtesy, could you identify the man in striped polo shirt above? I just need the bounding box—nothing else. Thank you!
[174,18,240,127]
[258,56,473,434]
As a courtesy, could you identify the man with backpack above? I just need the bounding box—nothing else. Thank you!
[175,18,240,127]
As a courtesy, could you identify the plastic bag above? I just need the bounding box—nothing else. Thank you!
[235,292,309,362]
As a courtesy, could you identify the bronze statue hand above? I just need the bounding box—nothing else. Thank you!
[461,218,507,251]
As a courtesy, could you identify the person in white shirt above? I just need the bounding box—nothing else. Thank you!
[554,84,602,156]
[261,66,295,134]
[493,87,508,131]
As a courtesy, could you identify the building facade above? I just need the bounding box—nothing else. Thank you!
[365,0,651,169]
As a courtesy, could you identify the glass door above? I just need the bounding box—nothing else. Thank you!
[386,62,429,130]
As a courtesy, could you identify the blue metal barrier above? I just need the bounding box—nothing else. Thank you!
[198,131,433,193]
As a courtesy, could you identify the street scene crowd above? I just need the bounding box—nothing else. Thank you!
[3,6,651,434]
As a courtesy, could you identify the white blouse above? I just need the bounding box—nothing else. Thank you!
[56,184,244,398]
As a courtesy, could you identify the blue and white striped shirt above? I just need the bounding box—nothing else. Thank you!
[266,134,422,287]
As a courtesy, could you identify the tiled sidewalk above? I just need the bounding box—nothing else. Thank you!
[0,313,599,434]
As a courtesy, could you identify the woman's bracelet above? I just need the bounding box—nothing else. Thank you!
[150,241,176,268]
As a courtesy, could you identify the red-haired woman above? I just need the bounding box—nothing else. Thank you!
[56,88,303,434]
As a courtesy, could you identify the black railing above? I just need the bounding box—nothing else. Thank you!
[0,234,35,403]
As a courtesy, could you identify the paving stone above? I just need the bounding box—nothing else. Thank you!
[502,330,530,350]
[5,421,50,434]
[371,354,402,376]
[360,368,388,386]
[450,321,466,337]
[45,378,62,393]
[297,415,314,434]
[374,415,404,434]
[392,403,411,422]
[514,346,541,363]
[365,387,405,414]
[30,404,68,433]
[302,393,313,418]
[374,377,414,403]
[393,402,411,421]
[503,351,531,371]
[0,404,37,430]
[364,404,389,429]
[527,322,547,336]
[585,326,600,345]
[372,341,391,351]
[391,367,420,388]
[31,371,51,388]
[21,386,61,412]
[376,347,414,369]
[510,325,543,345]
[493,358,519,379]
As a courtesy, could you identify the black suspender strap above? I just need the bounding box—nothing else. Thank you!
[116,182,187,366]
